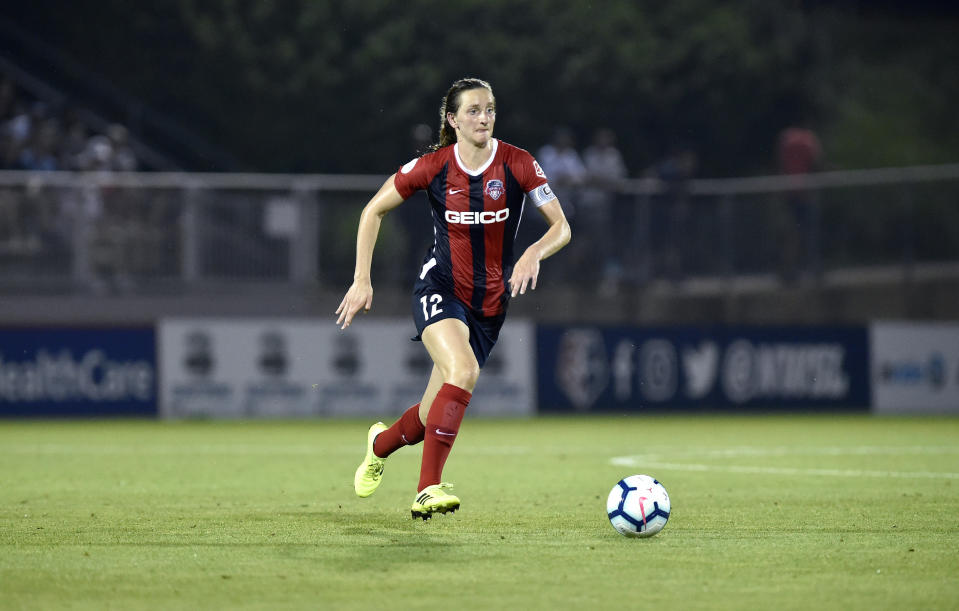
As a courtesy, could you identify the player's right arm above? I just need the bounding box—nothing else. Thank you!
[335,174,405,329]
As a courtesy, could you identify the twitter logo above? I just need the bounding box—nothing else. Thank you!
[683,341,719,399]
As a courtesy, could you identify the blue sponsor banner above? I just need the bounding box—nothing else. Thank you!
[0,327,157,417]
[537,325,870,412]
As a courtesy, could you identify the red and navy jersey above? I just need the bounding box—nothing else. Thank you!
[394,139,553,318]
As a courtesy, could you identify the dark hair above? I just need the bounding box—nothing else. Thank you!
[432,77,494,151]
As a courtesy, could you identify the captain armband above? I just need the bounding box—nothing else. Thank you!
[527,183,557,207]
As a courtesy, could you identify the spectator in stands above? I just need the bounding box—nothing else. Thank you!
[777,124,823,284]
[5,101,41,146]
[778,125,822,177]
[18,117,61,171]
[77,134,114,171]
[536,127,586,216]
[0,98,55,251]
[0,73,152,288]
[0,76,140,174]
[107,123,138,171]
[536,127,586,210]
[59,112,90,170]
[645,145,699,282]
[1,101,31,168]
[536,127,585,282]
[581,127,628,294]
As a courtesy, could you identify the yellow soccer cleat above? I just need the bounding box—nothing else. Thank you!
[411,483,460,520]
[354,422,388,497]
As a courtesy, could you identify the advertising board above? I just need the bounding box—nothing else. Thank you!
[871,322,959,413]
[0,327,156,417]
[537,325,870,411]
[159,318,533,418]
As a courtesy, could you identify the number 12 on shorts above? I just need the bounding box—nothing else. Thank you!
[420,294,444,320]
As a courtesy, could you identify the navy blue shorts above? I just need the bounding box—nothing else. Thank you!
[411,283,506,369]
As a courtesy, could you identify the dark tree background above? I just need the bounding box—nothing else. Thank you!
[3,0,957,175]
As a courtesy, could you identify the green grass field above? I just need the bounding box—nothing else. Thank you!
[2,415,958,610]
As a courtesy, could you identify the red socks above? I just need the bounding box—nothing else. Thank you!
[418,383,472,492]
[372,404,425,459]
[370,383,473,492]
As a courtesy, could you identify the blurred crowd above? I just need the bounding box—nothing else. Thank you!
[536,127,631,295]
[536,126,712,294]
[0,76,138,173]
[535,124,825,291]
[0,74,168,291]
[0,66,827,294]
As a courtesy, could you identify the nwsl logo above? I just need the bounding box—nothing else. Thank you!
[485,179,504,200]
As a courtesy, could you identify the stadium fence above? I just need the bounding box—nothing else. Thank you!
[0,163,957,294]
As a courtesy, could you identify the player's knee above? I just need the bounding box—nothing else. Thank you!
[446,361,480,390]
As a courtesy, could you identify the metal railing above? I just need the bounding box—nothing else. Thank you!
[0,164,957,294]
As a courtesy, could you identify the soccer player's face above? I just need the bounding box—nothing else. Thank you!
[450,88,496,147]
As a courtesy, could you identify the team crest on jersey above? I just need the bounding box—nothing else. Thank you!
[533,160,546,178]
[485,179,505,200]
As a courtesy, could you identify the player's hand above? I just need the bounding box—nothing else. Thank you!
[335,280,373,329]
[509,247,541,297]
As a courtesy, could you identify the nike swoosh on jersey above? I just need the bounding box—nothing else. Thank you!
[448,188,465,195]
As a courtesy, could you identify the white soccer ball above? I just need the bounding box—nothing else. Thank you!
[606,474,671,538]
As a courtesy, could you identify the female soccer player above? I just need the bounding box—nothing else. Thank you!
[336,77,571,520]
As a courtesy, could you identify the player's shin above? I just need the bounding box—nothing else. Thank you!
[373,403,425,458]
[418,383,471,491]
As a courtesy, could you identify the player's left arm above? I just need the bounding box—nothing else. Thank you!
[509,199,571,297]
